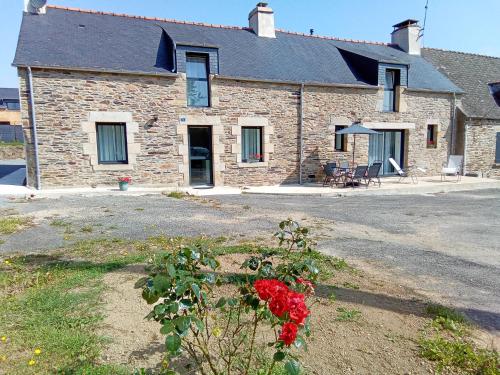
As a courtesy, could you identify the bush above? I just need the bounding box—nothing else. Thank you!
[137,219,319,374]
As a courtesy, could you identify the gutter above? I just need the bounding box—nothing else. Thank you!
[13,64,180,78]
[214,75,379,90]
[27,67,41,190]
[299,83,305,185]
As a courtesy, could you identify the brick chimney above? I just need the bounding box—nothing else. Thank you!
[391,19,421,55]
[249,2,276,38]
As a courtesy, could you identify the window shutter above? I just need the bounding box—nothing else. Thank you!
[496,132,500,163]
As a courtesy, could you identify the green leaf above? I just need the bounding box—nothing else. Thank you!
[142,289,159,305]
[294,336,307,351]
[284,360,300,375]
[191,283,201,300]
[154,304,166,315]
[134,277,149,289]
[192,317,204,332]
[175,316,191,334]
[153,275,171,293]
[273,351,286,362]
[215,297,226,308]
[160,321,175,335]
[175,282,189,296]
[167,263,176,277]
[169,302,179,314]
[227,298,238,307]
[165,334,181,353]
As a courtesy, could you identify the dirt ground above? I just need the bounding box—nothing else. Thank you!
[98,253,493,375]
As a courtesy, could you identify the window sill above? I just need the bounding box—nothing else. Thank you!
[93,164,134,171]
[238,161,269,168]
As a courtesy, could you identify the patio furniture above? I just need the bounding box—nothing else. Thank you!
[322,162,337,187]
[364,162,382,188]
[335,124,380,165]
[343,165,368,188]
[441,155,463,182]
[389,157,418,183]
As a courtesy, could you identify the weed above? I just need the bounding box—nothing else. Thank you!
[0,216,32,235]
[426,304,466,324]
[243,205,251,210]
[134,208,145,211]
[50,219,70,227]
[164,191,186,199]
[81,225,93,233]
[328,292,337,303]
[420,335,499,374]
[336,307,361,321]
[342,282,360,290]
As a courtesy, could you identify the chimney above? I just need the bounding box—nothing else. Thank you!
[24,0,47,14]
[391,19,421,55]
[249,2,276,38]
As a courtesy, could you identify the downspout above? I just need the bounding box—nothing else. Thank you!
[451,92,456,155]
[27,67,41,190]
[463,119,468,176]
[299,83,305,185]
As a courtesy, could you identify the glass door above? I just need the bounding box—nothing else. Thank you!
[188,126,213,186]
[368,130,404,175]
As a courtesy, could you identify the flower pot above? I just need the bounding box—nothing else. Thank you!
[118,181,129,191]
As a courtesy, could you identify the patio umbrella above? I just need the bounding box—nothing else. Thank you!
[335,123,380,165]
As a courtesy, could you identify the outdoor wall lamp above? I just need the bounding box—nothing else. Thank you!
[144,115,159,129]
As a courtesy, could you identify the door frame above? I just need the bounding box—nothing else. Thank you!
[188,125,214,186]
[368,129,406,175]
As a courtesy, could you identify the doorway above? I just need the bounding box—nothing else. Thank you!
[368,130,405,175]
[188,126,213,186]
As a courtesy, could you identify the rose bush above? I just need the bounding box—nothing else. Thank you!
[138,219,319,374]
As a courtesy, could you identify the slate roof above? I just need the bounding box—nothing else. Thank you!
[13,6,460,93]
[422,48,500,119]
[0,88,20,101]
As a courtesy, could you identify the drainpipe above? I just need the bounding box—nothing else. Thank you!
[27,67,41,190]
[451,92,456,155]
[463,121,468,176]
[299,83,305,185]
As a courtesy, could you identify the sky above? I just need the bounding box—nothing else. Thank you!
[1,0,499,88]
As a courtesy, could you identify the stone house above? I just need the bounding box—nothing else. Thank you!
[422,49,500,178]
[13,2,461,189]
[0,88,21,126]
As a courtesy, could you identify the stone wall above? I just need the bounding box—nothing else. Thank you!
[464,118,500,177]
[0,144,25,160]
[18,68,454,188]
[302,86,453,180]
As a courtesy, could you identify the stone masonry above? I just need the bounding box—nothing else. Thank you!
[18,68,454,188]
[464,118,500,178]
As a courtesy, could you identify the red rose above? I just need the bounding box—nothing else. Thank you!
[279,322,298,346]
[288,292,310,325]
[269,292,289,317]
[254,279,288,301]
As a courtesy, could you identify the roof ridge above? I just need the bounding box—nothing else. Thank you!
[423,47,500,60]
[46,5,251,31]
[46,5,390,46]
[275,28,390,46]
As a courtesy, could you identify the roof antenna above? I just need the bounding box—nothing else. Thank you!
[418,0,429,45]
[309,28,314,36]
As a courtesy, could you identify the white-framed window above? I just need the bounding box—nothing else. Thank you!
[241,127,264,163]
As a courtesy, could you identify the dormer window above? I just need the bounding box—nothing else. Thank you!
[383,69,400,112]
[186,54,210,107]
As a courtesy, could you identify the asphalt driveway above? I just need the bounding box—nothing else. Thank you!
[0,189,499,332]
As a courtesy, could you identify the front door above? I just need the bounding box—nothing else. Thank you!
[368,130,405,175]
[188,126,213,186]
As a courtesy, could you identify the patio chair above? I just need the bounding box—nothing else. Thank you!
[322,162,337,187]
[389,158,418,184]
[364,162,382,188]
[344,165,368,188]
[441,155,463,182]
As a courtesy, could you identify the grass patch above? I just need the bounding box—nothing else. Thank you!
[336,307,361,321]
[0,216,32,235]
[0,141,23,147]
[426,304,467,324]
[164,191,186,199]
[50,219,70,228]
[419,335,499,374]
[0,253,140,374]
[80,225,94,233]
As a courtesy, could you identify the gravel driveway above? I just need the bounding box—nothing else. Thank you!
[1,189,499,333]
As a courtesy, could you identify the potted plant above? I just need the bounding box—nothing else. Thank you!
[118,176,131,191]
[249,153,263,163]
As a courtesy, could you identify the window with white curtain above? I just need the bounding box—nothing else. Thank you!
[186,54,210,107]
[383,70,396,112]
[96,123,128,164]
[242,127,263,163]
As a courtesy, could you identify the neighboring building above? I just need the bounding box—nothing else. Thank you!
[14,3,461,189]
[422,49,500,177]
[0,88,21,125]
